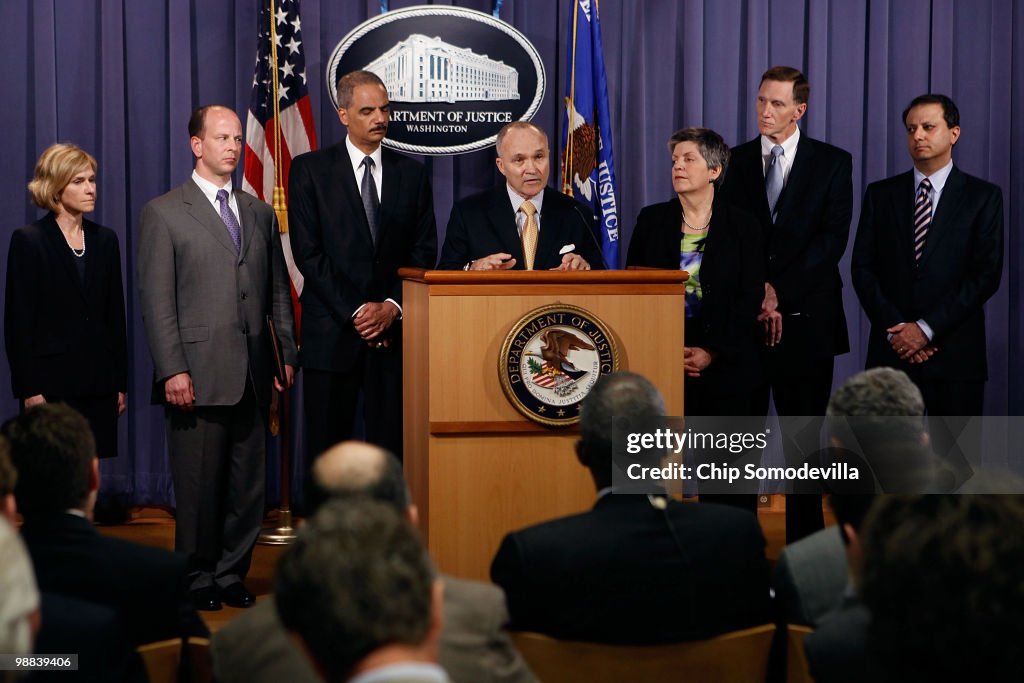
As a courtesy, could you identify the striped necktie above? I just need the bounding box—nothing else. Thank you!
[913,178,933,261]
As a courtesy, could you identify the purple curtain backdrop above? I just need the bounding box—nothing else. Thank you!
[1,0,1021,505]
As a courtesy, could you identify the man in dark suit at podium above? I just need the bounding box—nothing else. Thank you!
[438,121,603,272]
[719,66,853,541]
[490,372,770,644]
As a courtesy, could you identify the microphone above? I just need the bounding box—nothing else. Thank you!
[570,200,610,270]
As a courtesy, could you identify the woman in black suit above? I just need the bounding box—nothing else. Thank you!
[627,127,764,415]
[5,143,127,461]
[627,128,764,510]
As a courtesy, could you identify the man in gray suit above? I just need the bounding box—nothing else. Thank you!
[137,105,297,611]
[211,441,537,683]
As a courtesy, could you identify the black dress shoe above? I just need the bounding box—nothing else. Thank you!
[190,586,222,611]
[220,583,256,608]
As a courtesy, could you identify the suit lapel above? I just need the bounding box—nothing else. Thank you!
[921,166,965,263]
[774,136,813,222]
[487,185,524,266]
[183,180,240,257]
[888,172,917,268]
[41,216,88,304]
[334,144,375,249]
[235,190,258,261]
[379,151,399,254]
[535,192,563,269]
[739,139,772,227]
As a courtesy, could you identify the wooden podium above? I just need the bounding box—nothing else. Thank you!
[400,268,686,581]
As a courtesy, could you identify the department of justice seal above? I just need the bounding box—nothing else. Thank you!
[499,304,620,427]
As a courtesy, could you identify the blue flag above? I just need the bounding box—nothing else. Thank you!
[561,0,620,269]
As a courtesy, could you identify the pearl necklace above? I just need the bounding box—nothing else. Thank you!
[681,209,712,232]
[58,222,85,258]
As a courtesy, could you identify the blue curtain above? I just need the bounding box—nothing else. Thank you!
[1,0,1021,505]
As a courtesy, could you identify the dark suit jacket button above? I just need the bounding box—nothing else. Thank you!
[242,326,248,335]
[240,292,248,300]
[768,254,776,262]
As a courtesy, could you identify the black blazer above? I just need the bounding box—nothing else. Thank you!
[288,143,437,372]
[719,135,853,359]
[437,184,605,270]
[851,166,1003,381]
[626,198,764,375]
[491,494,771,644]
[4,214,127,399]
[22,512,207,647]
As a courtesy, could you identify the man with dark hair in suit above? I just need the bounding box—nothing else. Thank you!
[852,93,1003,488]
[137,104,298,611]
[211,441,538,683]
[491,372,770,644]
[719,65,854,542]
[288,70,437,512]
[2,404,206,647]
[437,121,603,271]
[276,498,448,683]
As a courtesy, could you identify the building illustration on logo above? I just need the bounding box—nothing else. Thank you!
[364,34,519,103]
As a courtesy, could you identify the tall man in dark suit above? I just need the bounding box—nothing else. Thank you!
[437,121,603,271]
[852,94,1003,486]
[719,66,853,541]
[2,404,206,646]
[490,372,770,644]
[288,70,436,511]
[138,105,298,611]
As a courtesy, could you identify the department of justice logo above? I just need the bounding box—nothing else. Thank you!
[499,304,619,427]
[326,5,546,155]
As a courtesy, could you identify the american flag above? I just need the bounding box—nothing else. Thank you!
[242,0,317,321]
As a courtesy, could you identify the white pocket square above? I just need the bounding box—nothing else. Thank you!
[559,243,576,255]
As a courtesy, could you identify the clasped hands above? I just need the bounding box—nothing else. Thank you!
[888,322,937,365]
[467,252,591,271]
[354,301,400,349]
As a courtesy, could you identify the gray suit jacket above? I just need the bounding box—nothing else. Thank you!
[772,527,848,626]
[210,577,537,683]
[137,180,297,407]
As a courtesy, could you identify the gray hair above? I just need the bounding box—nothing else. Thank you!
[275,499,435,682]
[827,367,925,418]
[667,127,730,189]
[0,517,39,659]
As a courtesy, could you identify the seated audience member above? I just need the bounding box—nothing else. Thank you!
[2,436,143,682]
[825,367,945,492]
[276,498,448,683]
[0,517,39,678]
[799,495,875,683]
[859,495,1024,683]
[212,441,537,683]
[773,494,875,628]
[490,371,771,644]
[1,404,206,647]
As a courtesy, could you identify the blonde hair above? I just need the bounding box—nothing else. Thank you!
[27,143,97,212]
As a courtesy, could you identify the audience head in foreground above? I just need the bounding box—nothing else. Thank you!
[576,371,666,491]
[1,403,98,521]
[275,498,444,683]
[860,495,1024,683]
[825,367,941,492]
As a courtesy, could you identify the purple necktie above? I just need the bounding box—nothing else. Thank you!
[216,189,241,253]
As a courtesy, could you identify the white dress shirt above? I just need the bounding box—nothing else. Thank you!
[760,126,801,186]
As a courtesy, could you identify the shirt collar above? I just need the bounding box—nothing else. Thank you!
[760,125,801,158]
[347,136,382,172]
[191,170,232,203]
[913,159,954,193]
[507,185,545,215]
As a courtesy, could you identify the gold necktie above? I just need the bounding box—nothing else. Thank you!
[520,200,538,271]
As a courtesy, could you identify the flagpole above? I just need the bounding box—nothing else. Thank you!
[562,0,581,194]
[260,0,296,546]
